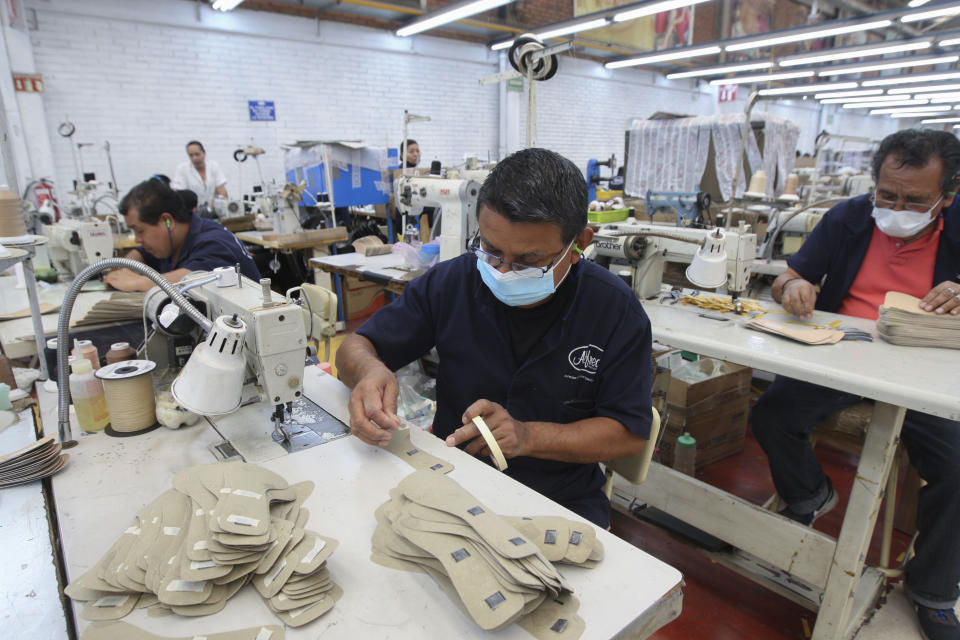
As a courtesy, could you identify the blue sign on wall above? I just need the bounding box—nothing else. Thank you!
[248,100,275,121]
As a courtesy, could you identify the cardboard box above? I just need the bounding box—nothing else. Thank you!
[343,275,387,320]
[666,360,752,410]
[659,393,750,469]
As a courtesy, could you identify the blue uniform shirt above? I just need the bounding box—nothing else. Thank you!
[787,194,960,312]
[357,254,653,526]
[138,212,260,281]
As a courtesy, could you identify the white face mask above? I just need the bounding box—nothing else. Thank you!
[872,196,942,238]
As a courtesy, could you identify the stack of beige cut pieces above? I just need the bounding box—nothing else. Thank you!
[372,470,603,638]
[744,317,844,345]
[73,292,146,326]
[65,462,342,628]
[0,434,69,488]
[877,291,960,348]
[80,621,283,640]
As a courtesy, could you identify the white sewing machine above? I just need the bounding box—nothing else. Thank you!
[591,221,756,301]
[144,269,308,435]
[41,218,113,277]
[212,197,244,219]
[394,175,481,261]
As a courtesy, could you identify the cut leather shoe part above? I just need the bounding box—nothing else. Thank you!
[371,470,590,637]
[65,462,340,627]
[79,621,284,640]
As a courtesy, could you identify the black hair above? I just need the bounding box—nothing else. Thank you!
[477,148,587,244]
[151,174,171,186]
[120,179,192,224]
[401,139,417,151]
[186,140,205,153]
[872,129,960,196]
[176,189,198,212]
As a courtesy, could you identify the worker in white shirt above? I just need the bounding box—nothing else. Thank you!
[171,140,228,208]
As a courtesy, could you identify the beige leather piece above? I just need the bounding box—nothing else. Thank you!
[79,621,284,640]
[383,428,454,474]
[270,583,343,628]
[517,592,586,640]
[81,593,139,621]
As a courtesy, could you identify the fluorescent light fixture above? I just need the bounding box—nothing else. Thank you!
[863,71,960,86]
[844,99,930,108]
[779,40,932,67]
[890,82,960,94]
[820,94,912,104]
[941,37,960,46]
[902,5,960,23]
[605,45,721,69]
[926,92,960,102]
[814,89,882,99]
[613,0,712,23]
[817,54,960,77]
[725,20,891,52]
[211,0,244,9]
[921,116,960,123]
[397,0,514,37]
[536,17,610,40]
[666,61,774,79]
[710,70,814,86]
[891,110,951,117]
[909,0,932,6]
[870,105,950,114]
[757,81,858,95]
[491,39,514,50]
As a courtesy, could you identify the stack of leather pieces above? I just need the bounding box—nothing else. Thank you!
[372,470,603,638]
[878,291,960,349]
[65,462,341,628]
[0,434,69,488]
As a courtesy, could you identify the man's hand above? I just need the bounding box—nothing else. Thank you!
[781,277,817,320]
[103,268,148,292]
[346,363,401,446]
[446,400,529,459]
[920,281,960,315]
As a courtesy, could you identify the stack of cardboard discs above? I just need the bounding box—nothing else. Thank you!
[372,470,603,638]
[65,462,341,628]
[0,434,69,488]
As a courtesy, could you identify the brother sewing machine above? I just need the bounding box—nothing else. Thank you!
[41,217,114,277]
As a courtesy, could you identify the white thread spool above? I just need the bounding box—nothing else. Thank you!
[747,170,767,195]
[784,173,800,196]
[95,360,157,433]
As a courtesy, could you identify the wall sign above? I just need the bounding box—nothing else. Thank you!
[248,100,275,121]
[12,73,43,93]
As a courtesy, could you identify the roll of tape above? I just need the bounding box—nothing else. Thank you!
[471,415,508,472]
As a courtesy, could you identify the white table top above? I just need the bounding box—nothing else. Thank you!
[41,369,683,639]
[0,276,113,358]
[642,299,960,420]
[0,409,69,640]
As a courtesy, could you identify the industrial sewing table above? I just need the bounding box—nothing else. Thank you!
[621,299,960,640]
[31,366,683,639]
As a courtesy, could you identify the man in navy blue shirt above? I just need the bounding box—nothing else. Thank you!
[753,130,960,640]
[104,179,260,291]
[336,148,653,527]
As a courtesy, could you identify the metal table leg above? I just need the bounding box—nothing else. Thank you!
[21,254,49,380]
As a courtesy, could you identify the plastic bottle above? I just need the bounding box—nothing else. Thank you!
[673,432,697,476]
[69,358,109,432]
[105,342,136,365]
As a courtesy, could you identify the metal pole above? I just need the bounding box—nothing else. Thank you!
[20,250,48,380]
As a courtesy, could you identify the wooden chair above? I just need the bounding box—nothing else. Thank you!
[602,408,662,499]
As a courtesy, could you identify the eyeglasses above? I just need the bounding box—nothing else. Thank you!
[471,234,572,279]
[873,191,943,214]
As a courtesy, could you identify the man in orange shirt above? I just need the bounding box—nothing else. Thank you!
[753,129,960,640]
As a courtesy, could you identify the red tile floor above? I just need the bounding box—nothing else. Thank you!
[613,430,913,640]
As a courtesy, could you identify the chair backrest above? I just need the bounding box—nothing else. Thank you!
[606,407,661,486]
[299,283,338,340]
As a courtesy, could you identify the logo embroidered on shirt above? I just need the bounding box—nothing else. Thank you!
[568,345,603,374]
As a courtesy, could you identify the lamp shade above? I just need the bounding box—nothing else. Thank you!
[685,229,728,289]
[171,314,247,415]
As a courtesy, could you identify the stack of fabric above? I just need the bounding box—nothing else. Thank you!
[0,434,69,488]
[65,462,341,628]
[877,291,960,349]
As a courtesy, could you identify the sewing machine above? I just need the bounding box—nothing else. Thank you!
[143,269,309,441]
[394,175,481,261]
[644,190,711,227]
[41,218,113,277]
[591,221,756,301]
[212,197,244,219]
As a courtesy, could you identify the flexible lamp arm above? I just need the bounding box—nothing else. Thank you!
[57,258,213,444]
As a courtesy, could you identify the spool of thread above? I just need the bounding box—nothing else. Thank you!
[430,160,442,175]
[72,339,100,370]
[105,342,137,365]
[747,170,767,195]
[0,189,27,238]
[784,172,800,196]
[95,360,157,433]
[673,432,697,476]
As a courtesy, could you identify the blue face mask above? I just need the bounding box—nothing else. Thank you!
[476,241,575,307]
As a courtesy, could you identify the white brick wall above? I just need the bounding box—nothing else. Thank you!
[23,0,905,199]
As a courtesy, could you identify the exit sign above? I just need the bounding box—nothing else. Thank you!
[718,84,737,103]
[12,73,43,93]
